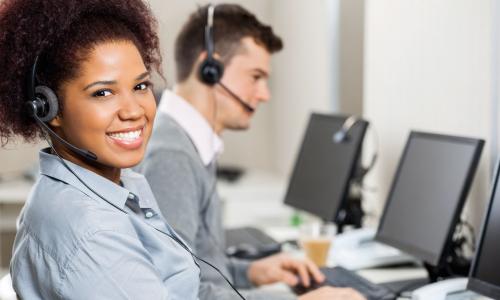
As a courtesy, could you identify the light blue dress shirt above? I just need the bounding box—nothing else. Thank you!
[10,149,200,299]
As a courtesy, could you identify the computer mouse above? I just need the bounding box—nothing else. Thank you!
[291,275,325,295]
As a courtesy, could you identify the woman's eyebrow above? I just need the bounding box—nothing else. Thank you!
[135,71,150,81]
[83,80,117,91]
[83,71,150,91]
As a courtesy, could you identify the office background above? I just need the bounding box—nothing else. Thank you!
[0,0,498,249]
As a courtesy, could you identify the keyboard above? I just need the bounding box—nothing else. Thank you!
[293,266,396,300]
[225,226,278,248]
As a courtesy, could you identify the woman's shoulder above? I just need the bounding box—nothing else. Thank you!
[18,175,132,258]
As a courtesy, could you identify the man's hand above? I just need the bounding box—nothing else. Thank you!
[298,287,366,300]
[247,253,324,287]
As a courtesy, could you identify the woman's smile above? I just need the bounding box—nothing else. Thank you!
[106,124,145,150]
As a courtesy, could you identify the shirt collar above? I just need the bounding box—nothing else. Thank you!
[158,89,224,166]
[39,148,155,210]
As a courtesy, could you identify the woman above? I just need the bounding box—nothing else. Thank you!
[0,0,200,298]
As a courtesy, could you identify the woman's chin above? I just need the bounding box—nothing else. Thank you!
[102,152,144,170]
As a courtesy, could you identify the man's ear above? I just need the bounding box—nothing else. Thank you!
[198,51,208,62]
[189,51,208,78]
[196,51,222,63]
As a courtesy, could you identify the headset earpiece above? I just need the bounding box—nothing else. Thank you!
[199,57,224,85]
[33,85,59,122]
[199,4,224,86]
[26,55,59,123]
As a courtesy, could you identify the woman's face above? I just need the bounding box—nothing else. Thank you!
[50,40,156,181]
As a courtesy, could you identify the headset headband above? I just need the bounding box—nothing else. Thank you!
[205,4,216,59]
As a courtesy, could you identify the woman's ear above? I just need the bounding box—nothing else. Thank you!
[48,114,62,128]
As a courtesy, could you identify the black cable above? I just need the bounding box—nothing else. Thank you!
[38,128,246,300]
[165,231,246,300]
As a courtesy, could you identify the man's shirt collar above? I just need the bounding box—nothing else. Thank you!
[158,89,224,166]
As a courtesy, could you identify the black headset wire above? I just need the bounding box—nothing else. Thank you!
[33,115,246,300]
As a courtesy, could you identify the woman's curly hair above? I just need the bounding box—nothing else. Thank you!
[0,0,162,145]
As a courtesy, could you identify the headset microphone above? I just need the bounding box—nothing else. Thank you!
[333,116,358,143]
[217,82,255,113]
[31,112,98,161]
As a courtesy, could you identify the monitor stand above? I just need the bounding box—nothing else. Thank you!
[335,168,366,234]
[336,194,364,234]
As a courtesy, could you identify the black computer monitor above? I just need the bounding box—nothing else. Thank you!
[375,131,484,279]
[284,113,368,226]
[467,160,500,299]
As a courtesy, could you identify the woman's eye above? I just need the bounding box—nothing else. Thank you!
[92,90,112,97]
[135,81,151,91]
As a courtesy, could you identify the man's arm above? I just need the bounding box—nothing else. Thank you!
[141,149,299,300]
[141,149,201,247]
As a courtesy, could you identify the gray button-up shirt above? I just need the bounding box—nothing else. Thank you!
[10,149,200,299]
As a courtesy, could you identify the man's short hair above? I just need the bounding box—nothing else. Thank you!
[175,4,283,83]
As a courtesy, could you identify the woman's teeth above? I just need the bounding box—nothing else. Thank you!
[108,129,141,141]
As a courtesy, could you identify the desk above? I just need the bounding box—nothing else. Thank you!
[218,169,294,228]
[218,169,491,300]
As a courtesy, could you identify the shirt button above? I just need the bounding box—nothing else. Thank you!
[145,211,154,218]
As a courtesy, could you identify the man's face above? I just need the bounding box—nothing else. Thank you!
[214,37,271,131]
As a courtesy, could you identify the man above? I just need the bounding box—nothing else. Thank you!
[139,4,365,300]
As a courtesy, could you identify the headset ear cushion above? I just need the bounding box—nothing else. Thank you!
[199,58,224,85]
[35,85,59,122]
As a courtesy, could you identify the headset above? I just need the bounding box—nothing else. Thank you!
[198,4,255,113]
[25,54,246,300]
[332,115,379,179]
[25,56,98,161]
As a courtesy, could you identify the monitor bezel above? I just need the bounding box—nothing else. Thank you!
[467,159,500,299]
[283,113,368,222]
[375,131,484,267]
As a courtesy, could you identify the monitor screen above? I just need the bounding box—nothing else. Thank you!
[284,113,368,222]
[376,131,483,266]
[468,161,500,299]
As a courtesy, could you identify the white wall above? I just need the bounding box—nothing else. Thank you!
[339,0,365,115]
[268,0,336,176]
[363,0,494,229]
